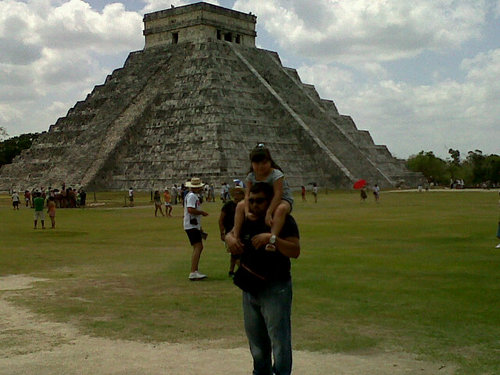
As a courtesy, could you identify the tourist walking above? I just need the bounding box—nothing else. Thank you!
[225,182,300,375]
[33,191,45,229]
[154,190,164,216]
[220,182,230,202]
[47,196,56,229]
[373,184,380,202]
[209,184,215,202]
[11,190,20,210]
[360,187,368,202]
[79,188,87,207]
[24,190,31,207]
[312,183,318,203]
[128,187,134,207]
[183,177,209,280]
[164,188,172,216]
[171,185,178,205]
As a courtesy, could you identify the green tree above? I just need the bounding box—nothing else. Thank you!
[406,151,449,184]
[447,148,461,180]
[0,127,7,141]
[484,155,500,184]
[466,151,500,185]
[448,148,460,165]
[0,132,40,167]
[465,150,487,185]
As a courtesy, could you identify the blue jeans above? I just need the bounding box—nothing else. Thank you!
[243,279,293,375]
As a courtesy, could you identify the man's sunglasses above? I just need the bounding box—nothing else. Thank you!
[249,197,267,204]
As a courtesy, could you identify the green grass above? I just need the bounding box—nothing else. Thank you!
[1,190,499,374]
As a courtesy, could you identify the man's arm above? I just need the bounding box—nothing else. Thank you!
[187,207,208,216]
[225,230,244,254]
[251,233,300,259]
[218,210,226,241]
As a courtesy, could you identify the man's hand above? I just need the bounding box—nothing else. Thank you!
[225,231,244,255]
[251,233,272,250]
[201,211,208,216]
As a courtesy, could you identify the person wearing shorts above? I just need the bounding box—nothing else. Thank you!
[33,191,45,229]
[128,187,134,207]
[183,177,209,280]
[11,191,20,210]
[47,196,56,229]
[164,188,172,216]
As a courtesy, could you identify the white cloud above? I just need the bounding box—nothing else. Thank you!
[297,64,354,95]
[33,48,104,86]
[0,103,23,123]
[234,0,488,64]
[298,48,500,158]
[0,37,42,64]
[39,0,143,52]
[0,0,143,136]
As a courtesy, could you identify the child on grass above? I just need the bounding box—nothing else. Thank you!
[232,144,293,251]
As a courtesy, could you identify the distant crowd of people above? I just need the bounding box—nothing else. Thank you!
[10,183,87,229]
[144,180,260,216]
[10,183,87,210]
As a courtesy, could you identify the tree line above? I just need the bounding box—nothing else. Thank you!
[1,128,498,187]
[0,128,40,167]
[406,149,499,187]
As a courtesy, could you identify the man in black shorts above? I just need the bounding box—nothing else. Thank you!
[183,177,209,280]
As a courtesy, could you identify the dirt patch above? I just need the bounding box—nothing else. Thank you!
[0,275,455,374]
[0,275,49,291]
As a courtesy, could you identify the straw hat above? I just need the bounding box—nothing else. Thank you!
[185,177,205,188]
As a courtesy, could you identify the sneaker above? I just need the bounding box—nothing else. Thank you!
[189,271,207,281]
[496,243,500,249]
[228,271,235,278]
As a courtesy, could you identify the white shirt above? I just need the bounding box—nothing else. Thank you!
[183,191,201,230]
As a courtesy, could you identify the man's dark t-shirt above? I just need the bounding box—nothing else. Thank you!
[240,215,299,282]
[221,200,237,233]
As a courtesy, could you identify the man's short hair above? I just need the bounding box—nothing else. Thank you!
[249,182,274,201]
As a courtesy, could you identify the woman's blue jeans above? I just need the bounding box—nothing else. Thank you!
[243,279,293,375]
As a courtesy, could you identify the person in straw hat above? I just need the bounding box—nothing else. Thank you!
[183,177,209,280]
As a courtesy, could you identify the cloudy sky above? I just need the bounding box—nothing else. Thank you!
[1,0,498,159]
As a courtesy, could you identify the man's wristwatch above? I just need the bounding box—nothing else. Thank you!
[269,234,277,246]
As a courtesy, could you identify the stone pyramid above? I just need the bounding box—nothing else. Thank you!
[0,2,420,191]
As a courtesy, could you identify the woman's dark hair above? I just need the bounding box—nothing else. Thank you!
[248,143,282,173]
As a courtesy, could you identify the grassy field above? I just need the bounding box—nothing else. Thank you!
[1,189,499,374]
